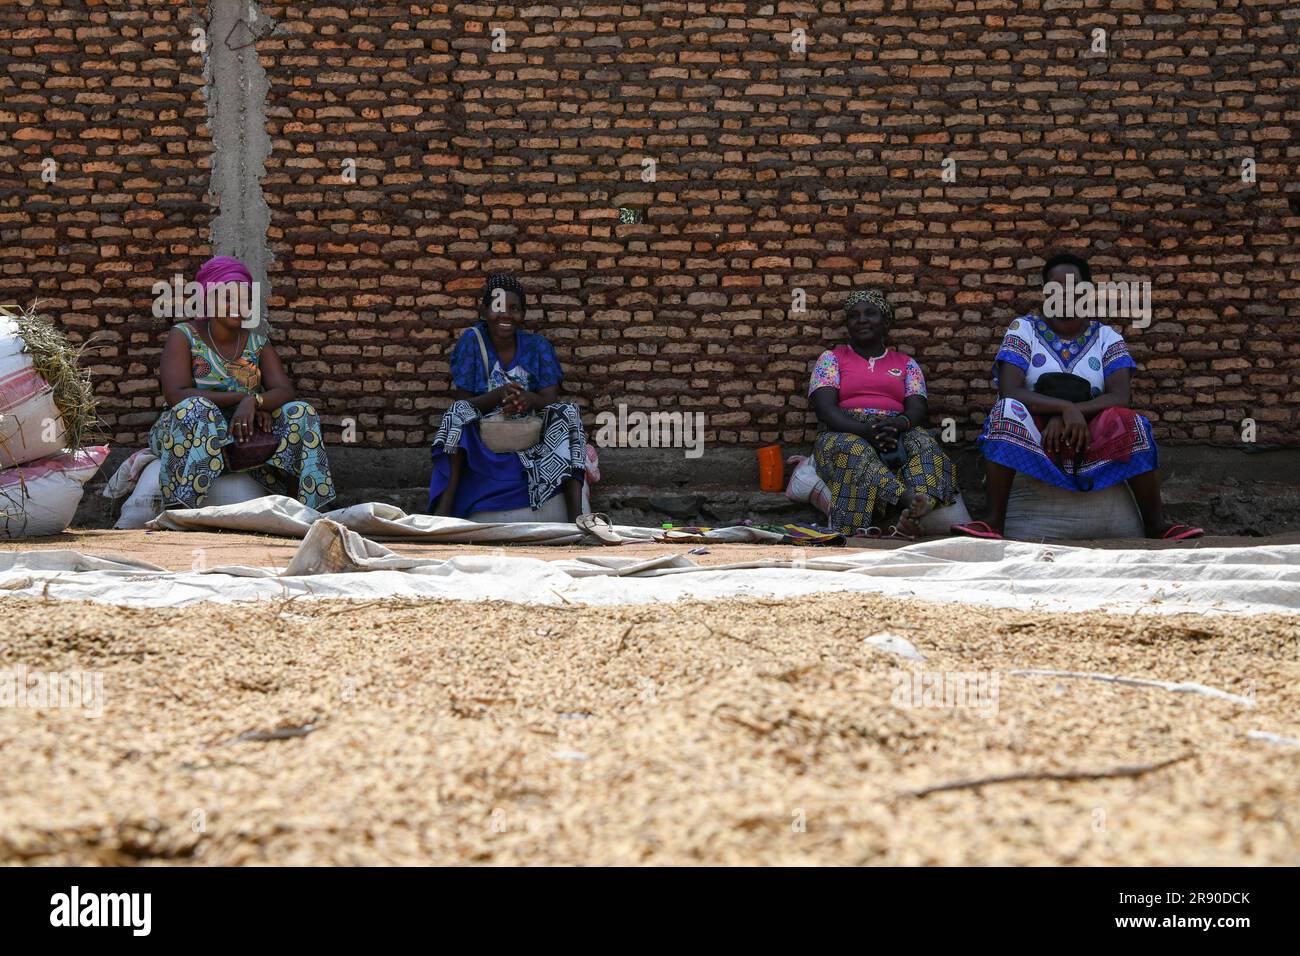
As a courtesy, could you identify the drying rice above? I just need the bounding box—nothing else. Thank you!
[0,591,1294,865]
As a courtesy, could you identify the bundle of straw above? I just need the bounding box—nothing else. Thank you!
[0,302,102,451]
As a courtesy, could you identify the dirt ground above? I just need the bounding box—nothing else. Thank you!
[4,527,1300,573]
[0,570,1295,865]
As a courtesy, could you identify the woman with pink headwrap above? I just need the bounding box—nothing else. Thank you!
[148,255,335,509]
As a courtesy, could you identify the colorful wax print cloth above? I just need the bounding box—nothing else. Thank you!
[813,410,959,534]
[148,397,335,510]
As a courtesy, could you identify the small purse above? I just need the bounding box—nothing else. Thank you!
[469,325,543,453]
[1032,372,1092,404]
[224,427,278,472]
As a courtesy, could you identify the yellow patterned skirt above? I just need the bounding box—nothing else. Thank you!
[812,410,958,533]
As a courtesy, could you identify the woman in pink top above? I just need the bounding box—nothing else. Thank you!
[808,289,959,537]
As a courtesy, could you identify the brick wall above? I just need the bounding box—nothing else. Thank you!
[3,1,1298,449]
[0,0,213,442]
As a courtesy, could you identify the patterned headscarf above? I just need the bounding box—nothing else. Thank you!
[482,273,527,312]
[845,289,893,323]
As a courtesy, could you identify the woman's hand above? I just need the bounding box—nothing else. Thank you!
[863,420,900,453]
[1061,404,1089,454]
[230,395,258,443]
[1040,415,1066,456]
[501,382,540,415]
[255,408,274,433]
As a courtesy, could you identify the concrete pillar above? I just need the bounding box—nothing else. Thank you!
[203,0,273,332]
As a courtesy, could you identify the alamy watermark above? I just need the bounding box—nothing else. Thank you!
[592,403,705,459]
[890,668,1000,719]
[0,664,104,718]
[151,274,261,326]
[50,886,150,936]
[1043,274,1151,329]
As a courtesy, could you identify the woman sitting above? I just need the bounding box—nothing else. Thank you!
[953,252,1202,540]
[150,255,335,509]
[809,289,960,538]
[429,274,586,521]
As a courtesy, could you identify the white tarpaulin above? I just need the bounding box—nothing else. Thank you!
[0,504,1298,614]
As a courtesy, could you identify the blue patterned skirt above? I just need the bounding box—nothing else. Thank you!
[148,395,336,510]
[978,397,1158,492]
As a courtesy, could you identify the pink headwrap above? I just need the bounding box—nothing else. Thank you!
[194,256,254,321]
[195,255,252,291]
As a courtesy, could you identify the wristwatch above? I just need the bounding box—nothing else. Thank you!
[254,392,264,408]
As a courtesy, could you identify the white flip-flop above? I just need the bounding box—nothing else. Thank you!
[576,512,626,546]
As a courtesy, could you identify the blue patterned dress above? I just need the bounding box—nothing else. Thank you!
[429,323,585,516]
[148,323,335,510]
[978,315,1156,491]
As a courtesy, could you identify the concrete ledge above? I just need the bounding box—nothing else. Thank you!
[76,443,1300,534]
[273,442,1300,491]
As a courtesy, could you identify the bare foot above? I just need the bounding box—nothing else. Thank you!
[896,492,934,537]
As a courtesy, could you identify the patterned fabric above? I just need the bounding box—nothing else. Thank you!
[844,289,894,322]
[148,396,335,510]
[812,410,959,534]
[994,315,1136,394]
[663,523,846,545]
[448,323,563,397]
[808,346,925,413]
[978,397,1157,492]
[177,322,266,392]
[431,399,586,512]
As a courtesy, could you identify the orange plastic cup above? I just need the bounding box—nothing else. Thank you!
[757,444,784,492]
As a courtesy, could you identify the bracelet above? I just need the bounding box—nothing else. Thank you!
[254,392,264,407]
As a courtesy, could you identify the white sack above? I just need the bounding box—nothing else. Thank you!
[0,317,69,468]
[469,493,569,525]
[1004,475,1144,541]
[0,389,67,469]
[0,446,108,538]
[115,459,270,530]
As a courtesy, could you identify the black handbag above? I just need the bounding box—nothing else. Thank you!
[1033,372,1092,404]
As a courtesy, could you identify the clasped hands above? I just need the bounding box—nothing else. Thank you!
[862,414,911,454]
[498,381,542,416]
[1041,404,1089,457]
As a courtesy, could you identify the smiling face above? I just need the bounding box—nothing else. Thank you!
[845,300,889,347]
[482,288,524,338]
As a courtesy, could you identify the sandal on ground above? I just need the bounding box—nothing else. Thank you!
[854,526,883,539]
[1160,524,1205,541]
[950,520,1004,540]
[883,525,915,541]
[576,512,626,545]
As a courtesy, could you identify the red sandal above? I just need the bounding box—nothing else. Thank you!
[950,520,1004,540]
[1160,524,1205,541]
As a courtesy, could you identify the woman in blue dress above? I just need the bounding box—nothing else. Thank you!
[428,275,587,520]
